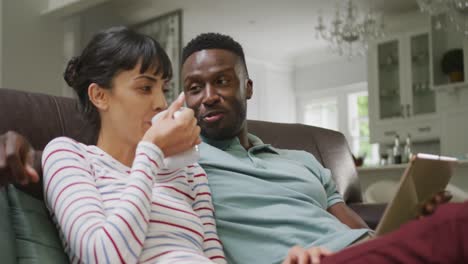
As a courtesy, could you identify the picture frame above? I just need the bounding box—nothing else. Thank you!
[133,10,183,103]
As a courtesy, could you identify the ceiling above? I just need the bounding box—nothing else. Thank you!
[102,0,420,66]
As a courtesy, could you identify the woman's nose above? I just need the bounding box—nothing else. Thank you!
[152,90,168,112]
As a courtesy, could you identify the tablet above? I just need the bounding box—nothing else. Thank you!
[374,153,457,236]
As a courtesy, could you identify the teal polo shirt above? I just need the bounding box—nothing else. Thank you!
[199,134,369,264]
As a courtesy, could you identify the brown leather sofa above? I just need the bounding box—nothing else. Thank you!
[0,88,385,262]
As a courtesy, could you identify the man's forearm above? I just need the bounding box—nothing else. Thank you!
[328,202,369,229]
[14,150,43,200]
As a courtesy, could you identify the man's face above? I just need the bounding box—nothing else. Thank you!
[182,49,252,140]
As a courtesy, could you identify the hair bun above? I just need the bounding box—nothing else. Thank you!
[63,56,81,87]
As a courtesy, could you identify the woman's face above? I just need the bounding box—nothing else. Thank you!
[102,63,169,146]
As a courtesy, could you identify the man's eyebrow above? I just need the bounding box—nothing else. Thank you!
[134,75,157,82]
[184,67,235,80]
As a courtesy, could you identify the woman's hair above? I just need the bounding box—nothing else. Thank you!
[64,26,173,127]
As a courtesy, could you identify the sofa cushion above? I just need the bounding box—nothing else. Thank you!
[8,186,69,264]
[0,187,17,263]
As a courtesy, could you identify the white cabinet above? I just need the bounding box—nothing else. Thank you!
[437,83,468,157]
[430,13,468,90]
[440,106,468,158]
[368,30,440,144]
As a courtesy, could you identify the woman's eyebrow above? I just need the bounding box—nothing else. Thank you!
[134,75,157,82]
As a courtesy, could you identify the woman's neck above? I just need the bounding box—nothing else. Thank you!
[96,128,136,168]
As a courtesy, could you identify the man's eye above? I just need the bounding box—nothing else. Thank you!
[189,85,202,93]
[217,78,229,85]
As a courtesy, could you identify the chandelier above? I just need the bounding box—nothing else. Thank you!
[315,0,385,59]
[416,0,468,36]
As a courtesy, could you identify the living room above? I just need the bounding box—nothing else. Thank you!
[1,0,467,200]
[1,0,468,263]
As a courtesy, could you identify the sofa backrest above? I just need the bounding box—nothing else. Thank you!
[0,88,95,150]
[0,88,361,203]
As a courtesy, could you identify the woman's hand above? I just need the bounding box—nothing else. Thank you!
[282,246,333,264]
[417,190,452,219]
[143,93,201,157]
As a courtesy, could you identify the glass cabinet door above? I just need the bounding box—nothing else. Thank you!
[378,40,402,119]
[410,33,435,116]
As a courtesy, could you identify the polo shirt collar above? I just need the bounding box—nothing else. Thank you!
[201,133,279,154]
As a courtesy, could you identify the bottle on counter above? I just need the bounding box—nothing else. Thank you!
[393,134,402,164]
[402,134,412,163]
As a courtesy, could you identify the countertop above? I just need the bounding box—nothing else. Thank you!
[357,159,468,172]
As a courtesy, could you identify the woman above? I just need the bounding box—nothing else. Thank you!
[42,26,225,263]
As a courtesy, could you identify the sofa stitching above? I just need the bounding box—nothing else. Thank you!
[51,97,66,135]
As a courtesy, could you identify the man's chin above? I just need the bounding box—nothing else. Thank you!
[201,126,235,141]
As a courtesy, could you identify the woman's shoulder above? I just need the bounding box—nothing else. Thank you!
[42,136,92,162]
[45,136,89,151]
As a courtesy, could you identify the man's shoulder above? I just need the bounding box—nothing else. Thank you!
[271,146,324,172]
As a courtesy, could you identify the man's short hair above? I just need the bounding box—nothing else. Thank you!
[182,33,248,76]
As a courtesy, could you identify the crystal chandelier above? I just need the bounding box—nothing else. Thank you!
[416,0,468,36]
[315,0,385,59]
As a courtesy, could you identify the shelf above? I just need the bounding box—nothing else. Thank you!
[433,82,468,92]
[41,0,111,18]
[412,89,434,96]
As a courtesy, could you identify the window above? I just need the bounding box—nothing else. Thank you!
[298,82,379,166]
[303,97,338,131]
[348,91,379,165]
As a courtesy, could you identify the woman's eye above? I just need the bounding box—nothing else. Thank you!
[141,86,152,92]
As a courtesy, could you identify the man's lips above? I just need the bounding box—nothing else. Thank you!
[202,111,224,123]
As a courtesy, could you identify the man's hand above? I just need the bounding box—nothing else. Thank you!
[282,246,332,264]
[0,131,39,187]
[418,190,452,219]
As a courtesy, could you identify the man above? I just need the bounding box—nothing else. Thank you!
[1,33,466,264]
[181,33,370,263]
[179,33,466,264]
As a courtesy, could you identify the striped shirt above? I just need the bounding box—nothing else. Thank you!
[42,137,226,264]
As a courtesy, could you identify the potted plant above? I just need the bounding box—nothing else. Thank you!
[441,49,464,83]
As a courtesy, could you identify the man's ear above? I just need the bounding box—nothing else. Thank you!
[88,83,109,111]
[245,79,253,100]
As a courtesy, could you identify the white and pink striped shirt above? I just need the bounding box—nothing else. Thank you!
[42,137,226,264]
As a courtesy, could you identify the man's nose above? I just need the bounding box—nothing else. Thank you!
[202,84,220,106]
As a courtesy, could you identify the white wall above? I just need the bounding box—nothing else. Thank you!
[1,0,65,95]
[246,58,296,123]
[294,57,367,94]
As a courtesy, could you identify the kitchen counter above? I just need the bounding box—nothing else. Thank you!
[357,160,468,204]
[357,159,468,172]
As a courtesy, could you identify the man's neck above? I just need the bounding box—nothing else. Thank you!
[238,128,252,150]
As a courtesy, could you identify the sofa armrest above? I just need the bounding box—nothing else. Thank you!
[348,202,386,230]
